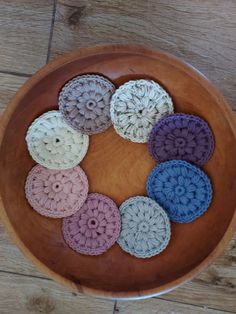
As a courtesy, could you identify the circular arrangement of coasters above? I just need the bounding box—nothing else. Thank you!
[25,164,88,218]
[26,111,89,170]
[59,74,116,135]
[117,196,171,258]
[148,113,214,165]
[110,79,173,143]
[24,71,215,258]
[62,193,121,255]
[147,160,213,223]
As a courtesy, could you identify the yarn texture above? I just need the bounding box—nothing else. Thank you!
[25,164,88,218]
[26,111,89,170]
[148,113,214,165]
[110,79,173,143]
[147,160,213,223]
[117,196,171,258]
[59,74,115,135]
[62,193,121,255]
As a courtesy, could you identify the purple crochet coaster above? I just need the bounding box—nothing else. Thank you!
[62,193,121,255]
[59,74,116,135]
[148,113,214,166]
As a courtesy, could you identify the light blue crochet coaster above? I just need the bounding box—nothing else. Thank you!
[117,196,171,258]
[147,160,213,223]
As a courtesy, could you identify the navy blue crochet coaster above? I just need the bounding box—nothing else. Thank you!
[146,160,213,223]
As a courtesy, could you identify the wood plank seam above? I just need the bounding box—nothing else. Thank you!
[0,70,31,78]
[46,0,58,64]
[154,296,236,314]
[0,270,51,282]
[112,301,117,314]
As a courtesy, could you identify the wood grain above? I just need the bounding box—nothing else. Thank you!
[0,223,43,277]
[0,73,28,114]
[162,235,236,312]
[0,0,54,74]
[0,272,114,314]
[50,0,236,107]
[0,0,236,312]
[115,298,231,314]
[0,45,236,300]
[1,217,235,311]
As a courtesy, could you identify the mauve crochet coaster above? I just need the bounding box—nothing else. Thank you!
[59,74,116,135]
[148,113,214,166]
[110,79,173,143]
[147,160,213,223]
[26,111,89,170]
[117,196,171,258]
[62,193,121,255]
[25,164,89,218]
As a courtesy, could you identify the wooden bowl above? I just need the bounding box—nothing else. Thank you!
[0,45,236,299]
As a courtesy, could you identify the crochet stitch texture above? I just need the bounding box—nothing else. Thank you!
[147,160,212,223]
[117,196,171,258]
[148,113,214,165]
[25,164,88,218]
[62,193,121,255]
[110,79,173,143]
[59,74,115,135]
[26,111,89,170]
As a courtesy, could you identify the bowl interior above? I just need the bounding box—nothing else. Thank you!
[0,46,236,298]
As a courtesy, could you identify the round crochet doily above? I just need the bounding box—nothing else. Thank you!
[59,74,116,135]
[25,164,89,218]
[148,113,214,165]
[110,79,173,143]
[26,111,89,170]
[117,196,171,258]
[147,160,213,223]
[62,193,121,255]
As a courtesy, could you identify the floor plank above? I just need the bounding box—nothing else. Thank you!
[0,223,44,277]
[0,1,236,312]
[50,0,236,107]
[158,233,236,312]
[0,272,114,314]
[116,298,233,314]
[0,73,28,114]
[0,0,54,74]
[1,219,235,311]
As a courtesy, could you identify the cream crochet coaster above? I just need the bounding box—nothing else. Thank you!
[117,196,171,258]
[59,74,116,135]
[110,79,173,143]
[26,111,89,170]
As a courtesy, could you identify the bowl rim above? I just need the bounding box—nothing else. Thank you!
[0,44,236,300]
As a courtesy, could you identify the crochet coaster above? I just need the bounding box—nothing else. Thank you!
[59,74,116,135]
[26,111,89,170]
[147,160,213,223]
[25,164,88,218]
[148,113,214,166]
[62,193,121,255]
[117,196,171,258]
[110,79,173,143]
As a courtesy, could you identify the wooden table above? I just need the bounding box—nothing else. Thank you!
[0,1,235,313]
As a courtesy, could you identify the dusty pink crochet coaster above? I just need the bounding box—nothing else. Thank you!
[25,164,88,218]
[62,193,121,255]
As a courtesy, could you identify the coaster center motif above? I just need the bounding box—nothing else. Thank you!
[174,137,186,148]
[52,181,63,193]
[86,100,97,111]
[88,217,99,229]
[138,221,150,233]
[53,136,63,147]
[175,185,185,196]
